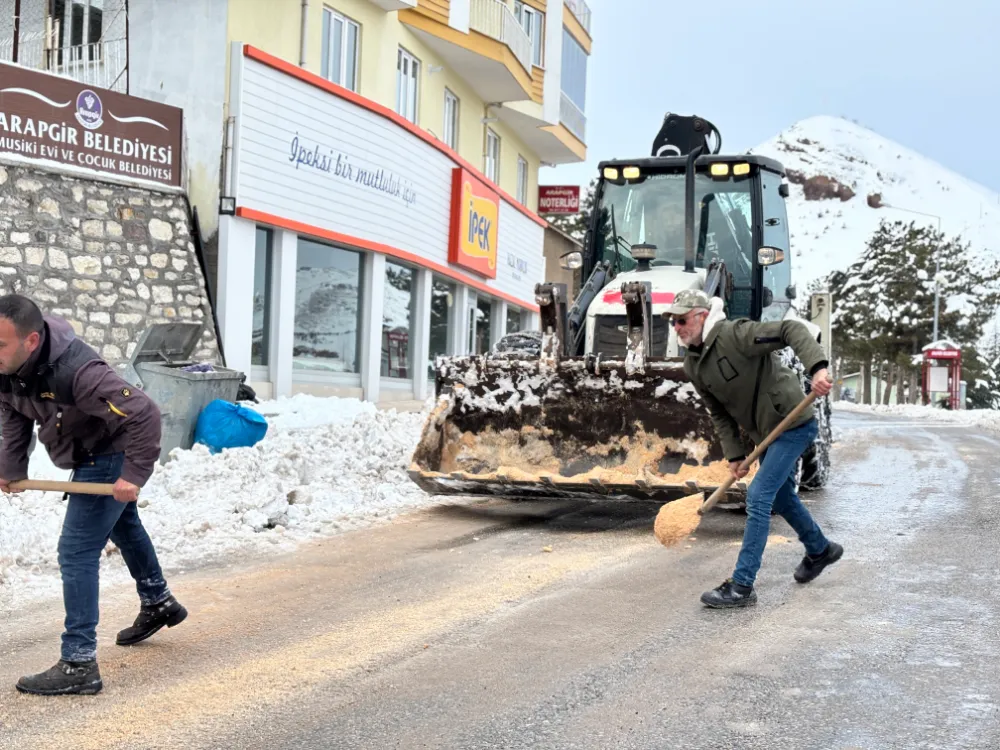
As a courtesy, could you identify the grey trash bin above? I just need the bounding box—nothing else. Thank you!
[117,323,244,463]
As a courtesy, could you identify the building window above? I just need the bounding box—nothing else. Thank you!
[443,88,459,151]
[561,27,588,111]
[251,227,274,367]
[514,2,544,67]
[472,296,493,354]
[396,47,420,123]
[293,238,364,374]
[382,261,415,378]
[429,277,454,376]
[52,0,105,63]
[516,156,528,205]
[506,306,521,334]
[321,8,360,92]
[485,128,500,184]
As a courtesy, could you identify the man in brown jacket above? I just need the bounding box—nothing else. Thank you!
[0,295,186,696]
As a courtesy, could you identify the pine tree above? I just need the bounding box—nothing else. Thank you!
[828,220,1000,359]
[821,219,1000,406]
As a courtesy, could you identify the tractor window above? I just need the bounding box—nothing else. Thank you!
[593,171,754,280]
[760,169,792,321]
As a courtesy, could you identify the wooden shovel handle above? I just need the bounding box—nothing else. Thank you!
[698,391,819,516]
[8,479,120,495]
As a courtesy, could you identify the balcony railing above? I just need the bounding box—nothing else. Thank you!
[0,31,128,94]
[470,0,533,75]
[560,91,586,143]
[565,0,592,35]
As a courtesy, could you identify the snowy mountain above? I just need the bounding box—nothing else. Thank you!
[749,116,1000,296]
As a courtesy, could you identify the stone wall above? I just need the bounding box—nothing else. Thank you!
[0,162,219,363]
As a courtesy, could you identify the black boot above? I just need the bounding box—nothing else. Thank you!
[700,579,757,609]
[16,659,102,696]
[116,594,188,646]
[794,541,843,583]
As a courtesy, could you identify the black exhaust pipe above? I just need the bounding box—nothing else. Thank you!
[684,145,705,273]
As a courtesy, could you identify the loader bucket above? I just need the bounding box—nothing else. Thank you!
[408,353,757,504]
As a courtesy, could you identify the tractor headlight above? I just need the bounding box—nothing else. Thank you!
[560,251,583,270]
[757,247,786,266]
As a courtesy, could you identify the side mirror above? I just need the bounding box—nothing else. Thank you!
[786,283,798,300]
[762,287,774,308]
[779,183,790,198]
[560,251,583,270]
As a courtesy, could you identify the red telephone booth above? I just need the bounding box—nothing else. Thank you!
[384,330,410,378]
[921,343,962,410]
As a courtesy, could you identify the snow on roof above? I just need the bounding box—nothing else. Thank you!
[922,339,961,351]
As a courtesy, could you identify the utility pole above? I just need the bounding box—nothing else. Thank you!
[882,203,943,342]
[12,0,21,64]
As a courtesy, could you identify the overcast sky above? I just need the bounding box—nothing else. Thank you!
[541,0,1000,194]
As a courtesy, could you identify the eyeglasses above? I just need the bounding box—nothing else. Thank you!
[671,314,695,327]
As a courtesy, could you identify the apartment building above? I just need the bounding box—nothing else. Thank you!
[1,0,593,404]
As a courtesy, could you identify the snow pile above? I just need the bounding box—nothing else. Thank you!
[833,400,1000,433]
[0,397,432,607]
[252,392,378,430]
[750,115,1000,294]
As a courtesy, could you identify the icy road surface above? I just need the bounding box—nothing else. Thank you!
[2,409,1000,749]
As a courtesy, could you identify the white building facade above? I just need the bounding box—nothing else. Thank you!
[219,43,545,404]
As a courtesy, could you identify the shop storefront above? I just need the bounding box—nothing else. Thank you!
[217,45,545,403]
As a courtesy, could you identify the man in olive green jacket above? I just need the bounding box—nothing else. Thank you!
[668,289,843,608]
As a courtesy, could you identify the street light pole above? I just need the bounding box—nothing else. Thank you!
[881,203,942,341]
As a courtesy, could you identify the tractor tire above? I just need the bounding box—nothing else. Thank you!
[799,379,832,491]
[778,347,832,493]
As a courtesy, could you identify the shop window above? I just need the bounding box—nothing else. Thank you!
[382,261,415,378]
[472,296,492,354]
[443,88,459,151]
[516,156,528,205]
[506,306,521,334]
[321,8,360,92]
[429,277,454,376]
[251,227,273,367]
[396,47,420,124]
[293,238,364,374]
[485,128,500,184]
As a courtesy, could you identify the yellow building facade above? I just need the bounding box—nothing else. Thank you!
[213,0,594,404]
[225,0,591,211]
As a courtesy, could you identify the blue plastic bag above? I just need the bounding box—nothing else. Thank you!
[193,399,268,454]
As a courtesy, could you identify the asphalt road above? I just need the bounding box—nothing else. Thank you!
[2,411,999,749]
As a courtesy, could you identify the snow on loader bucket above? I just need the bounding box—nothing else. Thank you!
[407,282,757,504]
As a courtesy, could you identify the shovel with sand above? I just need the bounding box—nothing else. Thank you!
[653,392,819,547]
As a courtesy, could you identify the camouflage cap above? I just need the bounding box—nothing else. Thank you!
[665,289,711,316]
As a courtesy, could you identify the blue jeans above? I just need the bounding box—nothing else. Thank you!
[58,452,170,662]
[732,419,830,588]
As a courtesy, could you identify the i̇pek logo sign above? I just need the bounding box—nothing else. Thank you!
[449,167,499,279]
[0,63,183,187]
